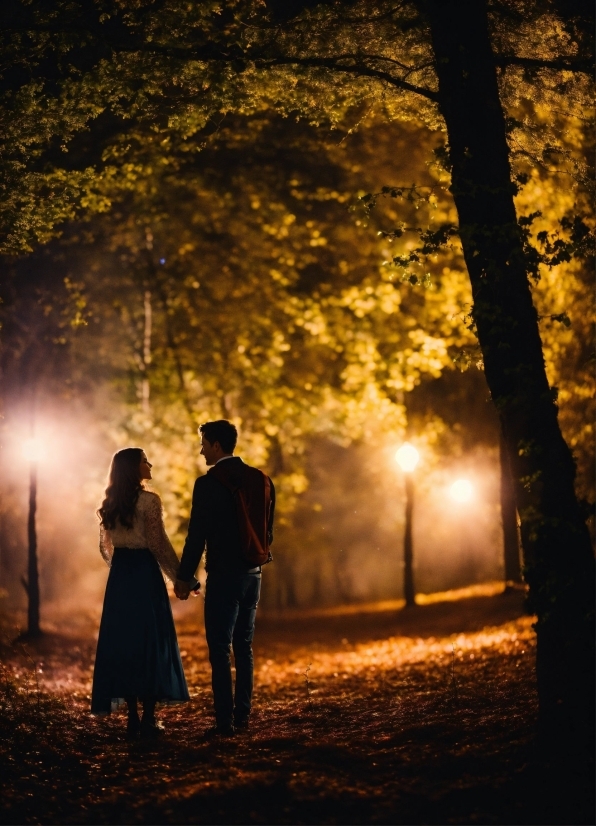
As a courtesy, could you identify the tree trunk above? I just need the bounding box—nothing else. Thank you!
[403,474,416,607]
[141,289,152,414]
[423,0,594,755]
[26,463,41,637]
[500,430,523,587]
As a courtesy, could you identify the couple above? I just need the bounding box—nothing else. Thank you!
[90,419,275,739]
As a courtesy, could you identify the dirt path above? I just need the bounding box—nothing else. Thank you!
[0,590,592,824]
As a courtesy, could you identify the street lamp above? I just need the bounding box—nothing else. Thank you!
[21,436,43,637]
[395,442,420,608]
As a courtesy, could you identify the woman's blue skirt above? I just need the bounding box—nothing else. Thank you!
[91,547,189,714]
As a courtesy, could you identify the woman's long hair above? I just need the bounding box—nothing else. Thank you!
[98,448,144,529]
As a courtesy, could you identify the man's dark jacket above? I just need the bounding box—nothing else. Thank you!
[178,457,275,581]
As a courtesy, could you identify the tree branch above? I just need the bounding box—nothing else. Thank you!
[323,52,435,77]
[253,55,438,100]
[2,23,439,100]
[495,54,593,74]
[104,40,439,101]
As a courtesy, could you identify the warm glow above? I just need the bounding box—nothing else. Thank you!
[22,437,45,463]
[395,442,420,473]
[450,479,473,503]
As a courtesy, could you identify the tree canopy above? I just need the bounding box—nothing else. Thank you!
[1,0,594,755]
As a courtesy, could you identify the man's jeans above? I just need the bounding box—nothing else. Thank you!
[204,571,261,728]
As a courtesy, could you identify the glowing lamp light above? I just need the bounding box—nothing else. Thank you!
[22,437,44,463]
[395,443,420,473]
[450,479,474,503]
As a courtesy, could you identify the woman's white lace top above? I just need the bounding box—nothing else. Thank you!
[99,490,180,583]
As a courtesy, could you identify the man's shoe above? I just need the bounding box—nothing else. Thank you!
[234,718,250,731]
[204,724,235,740]
[126,715,141,739]
[140,718,164,739]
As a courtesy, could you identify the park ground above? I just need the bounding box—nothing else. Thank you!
[0,584,593,825]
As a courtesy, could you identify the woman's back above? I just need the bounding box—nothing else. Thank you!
[100,490,180,583]
[107,489,160,547]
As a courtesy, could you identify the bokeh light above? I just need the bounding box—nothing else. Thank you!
[395,443,420,473]
[450,479,473,503]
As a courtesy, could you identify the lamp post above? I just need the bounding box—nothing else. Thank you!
[395,442,420,608]
[22,437,41,637]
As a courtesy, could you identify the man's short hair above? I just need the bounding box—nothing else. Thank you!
[199,420,238,453]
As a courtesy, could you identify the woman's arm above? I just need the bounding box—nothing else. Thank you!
[143,493,182,584]
[99,524,114,567]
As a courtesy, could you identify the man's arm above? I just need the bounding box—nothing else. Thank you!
[267,478,276,546]
[178,477,209,583]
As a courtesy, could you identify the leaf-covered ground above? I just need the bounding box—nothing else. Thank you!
[0,587,592,824]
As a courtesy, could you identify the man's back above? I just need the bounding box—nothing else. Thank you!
[176,420,274,736]
[178,457,275,579]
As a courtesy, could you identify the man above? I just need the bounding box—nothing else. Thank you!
[175,420,275,737]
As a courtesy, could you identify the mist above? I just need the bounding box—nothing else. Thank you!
[0,397,119,626]
[1,392,506,628]
[265,438,503,611]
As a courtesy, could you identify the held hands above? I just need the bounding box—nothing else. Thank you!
[175,574,201,600]
[175,579,192,600]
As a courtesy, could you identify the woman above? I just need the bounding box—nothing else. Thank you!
[91,447,191,738]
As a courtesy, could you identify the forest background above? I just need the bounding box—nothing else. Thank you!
[0,0,593,624]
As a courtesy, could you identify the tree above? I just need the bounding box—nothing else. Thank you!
[55,112,474,595]
[1,0,593,755]
[260,0,595,753]
[500,430,522,587]
[420,1,593,754]
[2,102,479,616]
